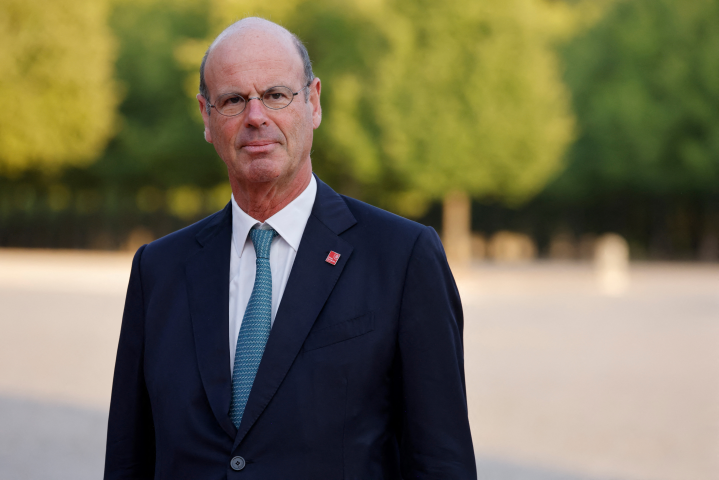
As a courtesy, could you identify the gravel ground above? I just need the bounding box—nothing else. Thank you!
[0,249,717,479]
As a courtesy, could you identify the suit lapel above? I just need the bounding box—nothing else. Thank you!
[185,203,237,439]
[233,177,357,449]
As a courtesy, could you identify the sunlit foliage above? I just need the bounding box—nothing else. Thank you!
[0,0,118,175]
[371,0,576,214]
[92,0,220,191]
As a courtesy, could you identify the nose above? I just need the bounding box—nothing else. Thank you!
[244,96,269,128]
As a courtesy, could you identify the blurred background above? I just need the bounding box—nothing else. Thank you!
[0,0,717,479]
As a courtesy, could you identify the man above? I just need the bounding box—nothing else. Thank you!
[105,17,476,479]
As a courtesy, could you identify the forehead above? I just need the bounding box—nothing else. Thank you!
[206,27,304,95]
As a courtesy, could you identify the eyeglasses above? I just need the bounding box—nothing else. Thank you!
[207,84,310,117]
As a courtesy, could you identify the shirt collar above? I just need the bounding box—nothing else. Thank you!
[231,175,317,257]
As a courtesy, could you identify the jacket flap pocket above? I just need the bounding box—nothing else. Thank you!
[302,312,374,352]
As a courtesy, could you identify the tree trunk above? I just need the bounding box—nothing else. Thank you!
[442,191,472,269]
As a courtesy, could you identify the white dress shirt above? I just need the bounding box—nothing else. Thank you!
[228,175,317,375]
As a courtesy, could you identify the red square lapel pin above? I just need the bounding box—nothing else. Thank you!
[325,251,341,265]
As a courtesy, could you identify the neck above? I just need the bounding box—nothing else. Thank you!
[230,162,312,222]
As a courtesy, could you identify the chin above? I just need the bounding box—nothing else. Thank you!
[244,160,284,184]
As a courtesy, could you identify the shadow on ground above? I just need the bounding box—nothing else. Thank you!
[0,395,107,480]
[0,395,619,480]
[476,456,621,480]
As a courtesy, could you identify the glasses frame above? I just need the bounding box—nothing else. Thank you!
[207,83,311,117]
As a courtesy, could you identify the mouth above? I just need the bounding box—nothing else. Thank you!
[241,141,278,154]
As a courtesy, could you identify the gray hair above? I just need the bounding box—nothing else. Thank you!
[199,22,314,112]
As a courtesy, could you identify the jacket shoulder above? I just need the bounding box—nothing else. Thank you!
[339,195,428,237]
[140,205,229,263]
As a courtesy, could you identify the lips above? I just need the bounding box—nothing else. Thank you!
[241,141,278,153]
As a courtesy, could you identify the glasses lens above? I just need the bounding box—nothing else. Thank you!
[262,87,294,109]
[216,93,246,116]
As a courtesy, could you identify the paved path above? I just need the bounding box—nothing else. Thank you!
[0,249,717,479]
[458,263,719,480]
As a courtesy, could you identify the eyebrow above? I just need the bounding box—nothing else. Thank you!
[218,82,297,96]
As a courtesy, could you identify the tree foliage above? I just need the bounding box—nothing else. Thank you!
[0,0,118,175]
[551,0,719,200]
[89,0,221,191]
[371,0,576,214]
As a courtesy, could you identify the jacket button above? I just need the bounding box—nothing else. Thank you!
[230,456,246,471]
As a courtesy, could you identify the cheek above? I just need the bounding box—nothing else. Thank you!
[287,113,313,146]
[214,123,238,149]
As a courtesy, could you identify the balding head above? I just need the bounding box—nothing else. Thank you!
[199,18,313,105]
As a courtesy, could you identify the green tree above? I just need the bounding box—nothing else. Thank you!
[90,0,220,191]
[65,0,228,222]
[370,0,576,263]
[553,0,719,199]
[0,0,118,175]
[540,0,719,258]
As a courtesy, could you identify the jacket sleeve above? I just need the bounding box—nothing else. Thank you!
[104,245,156,479]
[398,227,477,479]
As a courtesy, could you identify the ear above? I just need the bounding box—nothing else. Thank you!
[197,94,213,143]
[309,78,322,129]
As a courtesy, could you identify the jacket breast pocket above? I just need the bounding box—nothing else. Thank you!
[302,312,374,352]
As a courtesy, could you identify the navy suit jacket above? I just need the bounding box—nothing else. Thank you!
[104,177,476,479]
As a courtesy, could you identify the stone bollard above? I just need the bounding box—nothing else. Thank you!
[488,231,536,263]
[123,227,155,252]
[471,233,487,261]
[594,233,629,295]
[549,232,577,260]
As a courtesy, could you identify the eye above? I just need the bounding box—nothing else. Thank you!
[264,87,291,100]
[217,93,245,109]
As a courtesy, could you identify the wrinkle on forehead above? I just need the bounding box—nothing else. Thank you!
[215,62,295,96]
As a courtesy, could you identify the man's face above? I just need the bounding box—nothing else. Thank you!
[198,27,321,190]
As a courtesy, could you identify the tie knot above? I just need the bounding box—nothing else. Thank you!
[250,228,277,259]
